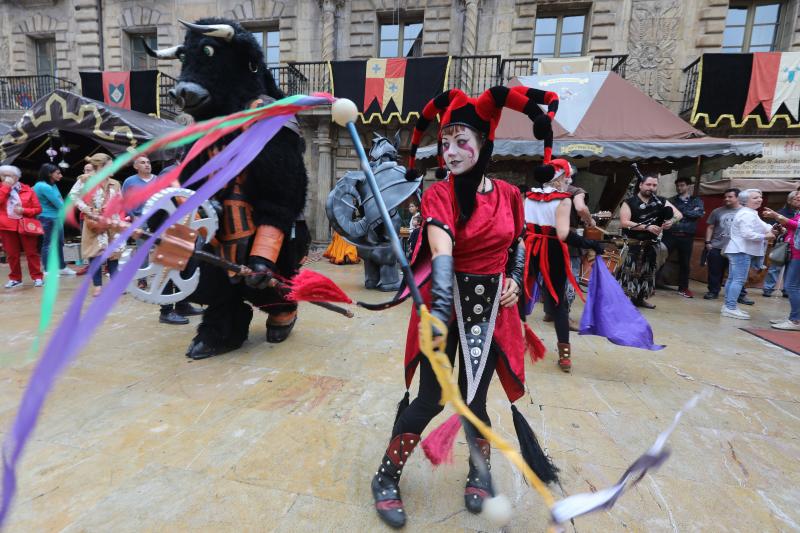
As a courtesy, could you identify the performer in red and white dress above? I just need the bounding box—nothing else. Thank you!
[523,158,603,372]
[369,85,560,529]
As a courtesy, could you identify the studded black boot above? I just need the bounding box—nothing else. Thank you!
[371,433,420,529]
[464,437,494,514]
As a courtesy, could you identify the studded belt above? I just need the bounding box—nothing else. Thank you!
[452,272,502,404]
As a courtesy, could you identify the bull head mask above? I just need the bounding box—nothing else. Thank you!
[143,20,235,59]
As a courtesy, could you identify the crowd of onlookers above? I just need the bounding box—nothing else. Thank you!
[0,154,201,325]
[2,158,798,331]
[664,179,799,331]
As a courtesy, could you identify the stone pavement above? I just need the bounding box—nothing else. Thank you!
[0,261,799,532]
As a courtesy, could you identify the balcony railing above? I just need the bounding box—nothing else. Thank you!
[288,61,331,94]
[271,65,310,96]
[158,72,179,119]
[258,55,630,99]
[448,55,502,96]
[680,57,701,116]
[500,54,629,82]
[0,75,76,110]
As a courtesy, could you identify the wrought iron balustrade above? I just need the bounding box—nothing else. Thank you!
[680,57,701,116]
[158,72,179,119]
[500,54,628,82]
[0,75,75,110]
[288,61,331,94]
[447,55,502,96]
[271,65,309,96]
[594,54,628,77]
[501,58,539,81]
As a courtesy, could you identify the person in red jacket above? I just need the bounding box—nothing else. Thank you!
[0,165,43,288]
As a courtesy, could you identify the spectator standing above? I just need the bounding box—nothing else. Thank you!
[703,188,750,305]
[762,191,798,298]
[763,195,800,330]
[68,153,124,297]
[33,163,76,277]
[663,177,705,298]
[721,189,774,320]
[0,165,44,288]
[122,155,202,324]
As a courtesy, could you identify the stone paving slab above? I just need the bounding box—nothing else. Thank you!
[1,260,799,532]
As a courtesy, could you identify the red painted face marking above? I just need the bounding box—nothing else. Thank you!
[462,141,476,161]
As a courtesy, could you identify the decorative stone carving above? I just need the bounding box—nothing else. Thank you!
[626,0,681,104]
[119,6,163,28]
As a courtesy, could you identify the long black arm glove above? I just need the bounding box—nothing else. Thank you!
[565,231,604,254]
[505,238,526,289]
[429,255,454,336]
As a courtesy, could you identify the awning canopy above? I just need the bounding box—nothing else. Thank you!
[417,72,762,173]
[698,178,799,195]
[0,89,179,165]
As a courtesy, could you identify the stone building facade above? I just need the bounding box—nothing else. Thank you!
[1,0,799,240]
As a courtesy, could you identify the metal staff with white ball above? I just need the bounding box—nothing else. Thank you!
[331,98,424,309]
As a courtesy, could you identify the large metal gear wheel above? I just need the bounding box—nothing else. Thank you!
[121,187,218,306]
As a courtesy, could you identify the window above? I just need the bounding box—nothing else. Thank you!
[722,2,782,52]
[252,29,280,67]
[35,38,56,76]
[130,33,158,70]
[533,14,586,58]
[379,21,423,58]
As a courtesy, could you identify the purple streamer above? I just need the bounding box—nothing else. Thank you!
[524,273,541,316]
[0,115,290,526]
[578,259,664,351]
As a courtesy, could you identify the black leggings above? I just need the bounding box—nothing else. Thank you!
[532,240,570,343]
[392,323,498,438]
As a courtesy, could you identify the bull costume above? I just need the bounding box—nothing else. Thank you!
[524,156,603,373]
[370,86,560,529]
[145,19,311,359]
[327,134,419,292]
[618,171,679,310]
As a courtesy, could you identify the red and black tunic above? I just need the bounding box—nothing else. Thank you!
[404,178,527,402]
[523,188,583,304]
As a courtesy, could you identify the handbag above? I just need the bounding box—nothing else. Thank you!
[19,217,44,236]
[769,241,791,266]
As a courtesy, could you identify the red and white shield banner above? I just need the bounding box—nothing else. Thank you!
[101,71,131,110]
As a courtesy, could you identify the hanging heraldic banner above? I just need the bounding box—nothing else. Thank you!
[80,70,159,115]
[330,57,450,124]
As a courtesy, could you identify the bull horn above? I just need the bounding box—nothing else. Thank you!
[179,19,234,42]
[142,40,182,59]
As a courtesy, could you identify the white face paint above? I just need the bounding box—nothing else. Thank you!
[441,127,481,176]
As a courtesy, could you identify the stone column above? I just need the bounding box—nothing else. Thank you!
[74,0,102,71]
[314,119,333,242]
[462,0,479,92]
[320,0,340,61]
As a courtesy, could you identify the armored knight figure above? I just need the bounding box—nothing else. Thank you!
[326,133,421,291]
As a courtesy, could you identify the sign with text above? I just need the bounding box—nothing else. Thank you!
[723,138,800,178]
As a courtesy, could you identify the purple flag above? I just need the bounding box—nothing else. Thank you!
[579,259,664,351]
[524,273,541,316]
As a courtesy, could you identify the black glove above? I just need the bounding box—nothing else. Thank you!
[429,255,454,336]
[245,256,276,289]
[566,231,604,254]
[505,239,526,289]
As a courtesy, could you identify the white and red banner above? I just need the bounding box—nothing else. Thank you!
[743,51,800,121]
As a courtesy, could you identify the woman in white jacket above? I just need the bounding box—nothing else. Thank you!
[722,189,775,319]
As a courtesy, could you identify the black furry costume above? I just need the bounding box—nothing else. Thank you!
[150,18,310,359]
